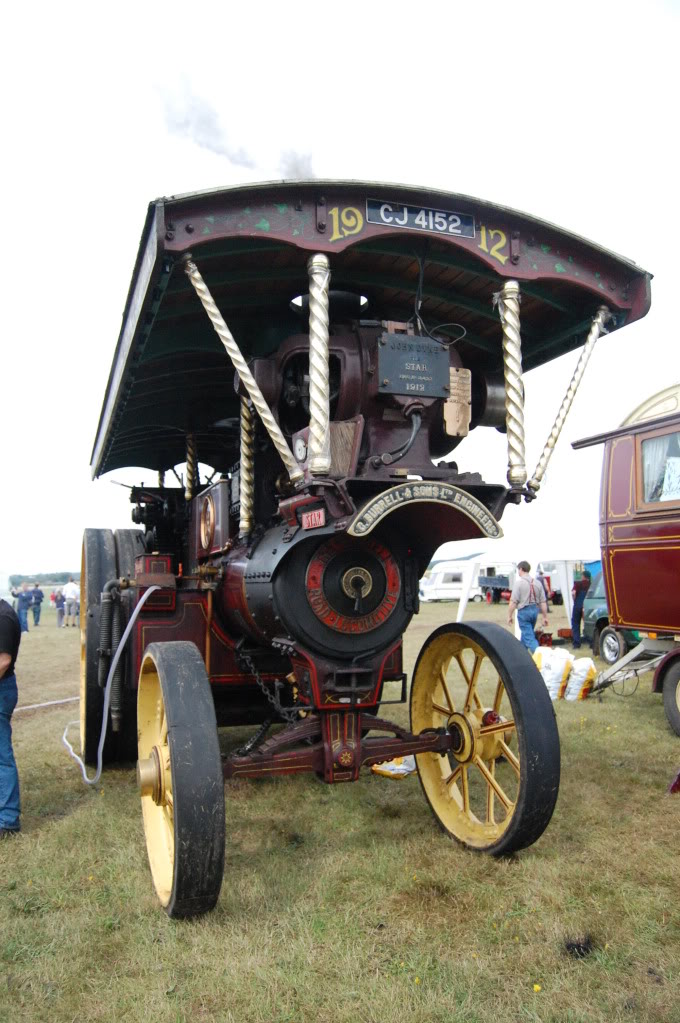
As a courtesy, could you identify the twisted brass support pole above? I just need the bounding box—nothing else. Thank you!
[527,305,612,495]
[497,280,527,487]
[239,397,255,537]
[185,433,197,501]
[158,470,165,489]
[307,253,332,475]
[183,257,303,485]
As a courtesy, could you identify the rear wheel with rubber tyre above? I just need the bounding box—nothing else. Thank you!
[410,622,560,855]
[113,529,146,760]
[598,626,626,666]
[137,641,225,918]
[80,529,117,765]
[662,661,680,737]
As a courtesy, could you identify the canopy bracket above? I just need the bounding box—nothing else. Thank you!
[527,305,612,497]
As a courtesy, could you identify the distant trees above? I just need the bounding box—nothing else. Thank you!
[9,573,80,587]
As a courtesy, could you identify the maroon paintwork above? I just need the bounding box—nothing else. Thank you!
[574,398,680,692]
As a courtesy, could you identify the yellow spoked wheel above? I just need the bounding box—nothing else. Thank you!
[138,641,225,918]
[410,622,560,855]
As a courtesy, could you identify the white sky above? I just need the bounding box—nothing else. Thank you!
[2,0,678,576]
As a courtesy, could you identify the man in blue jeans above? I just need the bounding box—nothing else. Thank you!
[10,583,32,633]
[31,584,44,626]
[507,561,549,654]
[0,597,22,836]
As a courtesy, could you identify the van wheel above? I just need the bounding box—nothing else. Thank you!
[591,627,601,658]
[598,626,626,666]
[662,662,680,737]
[471,594,484,603]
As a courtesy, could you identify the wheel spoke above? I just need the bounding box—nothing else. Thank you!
[498,740,520,776]
[464,653,484,712]
[444,764,462,787]
[493,677,505,714]
[461,765,470,814]
[474,755,513,811]
[439,669,455,713]
[480,718,515,737]
[486,760,495,824]
[432,700,451,718]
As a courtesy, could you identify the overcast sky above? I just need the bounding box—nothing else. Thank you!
[2,0,677,578]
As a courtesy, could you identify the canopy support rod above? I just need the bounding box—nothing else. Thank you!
[496,280,527,488]
[183,256,304,486]
[307,254,332,475]
[527,305,612,496]
[185,433,197,501]
[239,397,255,537]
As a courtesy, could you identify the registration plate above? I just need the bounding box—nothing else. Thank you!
[367,198,475,238]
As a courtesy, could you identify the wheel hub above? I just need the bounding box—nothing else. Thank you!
[137,745,169,805]
[447,712,476,763]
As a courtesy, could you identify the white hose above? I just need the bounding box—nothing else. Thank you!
[62,585,160,785]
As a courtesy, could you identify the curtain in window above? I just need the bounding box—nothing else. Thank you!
[642,435,672,501]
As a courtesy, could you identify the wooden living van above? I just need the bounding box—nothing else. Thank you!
[574,384,680,734]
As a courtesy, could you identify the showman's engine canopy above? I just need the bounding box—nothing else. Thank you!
[82,181,651,917]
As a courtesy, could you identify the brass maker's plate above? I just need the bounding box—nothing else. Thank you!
[378,333,450,398]
[348,483,503,539]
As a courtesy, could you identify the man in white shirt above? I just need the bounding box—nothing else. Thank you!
[62,578,80,628]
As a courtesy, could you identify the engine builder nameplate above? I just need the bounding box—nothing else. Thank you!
[348,483,503,539]
[378,334,450,398]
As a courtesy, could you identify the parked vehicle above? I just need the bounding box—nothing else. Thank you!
[574,384,680,732]
[82,179,650,916]
[419,561,484,602]
[581,570,640,664]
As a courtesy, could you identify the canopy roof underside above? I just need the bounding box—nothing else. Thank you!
[92,180,652,477]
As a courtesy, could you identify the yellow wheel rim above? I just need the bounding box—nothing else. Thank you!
[411,630,521,849]
[138,656,175,906]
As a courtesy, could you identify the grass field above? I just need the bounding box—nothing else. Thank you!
[2,602,679,1023]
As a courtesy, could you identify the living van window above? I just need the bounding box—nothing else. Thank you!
[442,573,463,584]
[641,430,680,503]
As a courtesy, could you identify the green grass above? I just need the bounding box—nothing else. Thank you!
[2,603,680,1022]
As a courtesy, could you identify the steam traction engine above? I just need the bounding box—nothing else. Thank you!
[83,182,651,916]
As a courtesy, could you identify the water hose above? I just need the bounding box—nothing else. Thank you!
[62,585,160,786]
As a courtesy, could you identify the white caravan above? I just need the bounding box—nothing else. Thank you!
[419,561,485,603]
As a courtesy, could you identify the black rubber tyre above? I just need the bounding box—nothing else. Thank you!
[410,621,560,856]
[113,529,147,761]
[138,642,225,918]
[662,661,680,737]
[80,529,117,766]
[591,626,601,658]
[552,593,563,606]
[599,626,627,666]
